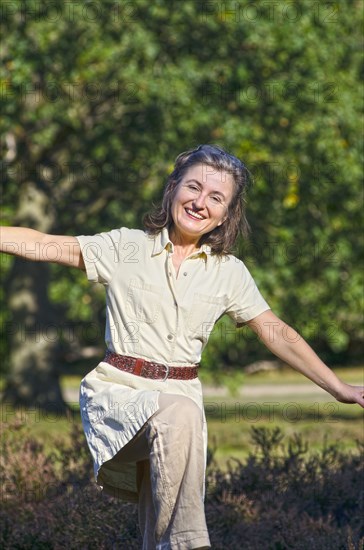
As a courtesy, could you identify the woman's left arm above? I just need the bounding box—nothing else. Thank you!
[246,310,364,408]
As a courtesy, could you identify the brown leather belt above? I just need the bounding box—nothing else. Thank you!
[103,350,199,381]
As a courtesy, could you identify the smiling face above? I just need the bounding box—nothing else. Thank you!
[170,163,235,246]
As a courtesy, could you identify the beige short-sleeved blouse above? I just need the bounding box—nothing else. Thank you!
[76,227,270,502]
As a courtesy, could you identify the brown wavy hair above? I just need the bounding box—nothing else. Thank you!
[143,144,252,255]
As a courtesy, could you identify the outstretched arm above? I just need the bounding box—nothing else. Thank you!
[0,227,85,270]
[246,309,364,408]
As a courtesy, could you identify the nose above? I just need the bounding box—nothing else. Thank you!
[192,193,206,210]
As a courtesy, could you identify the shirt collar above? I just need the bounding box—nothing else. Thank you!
[151,227,211,264]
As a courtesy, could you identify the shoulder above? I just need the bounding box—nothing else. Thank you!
[213,253,248,273]
[213,253,257,285]
[119,227,148,241]
[99,227,150,247]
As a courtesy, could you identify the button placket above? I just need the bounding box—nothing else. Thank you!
[166,254,180,363]
[165,254,179,361]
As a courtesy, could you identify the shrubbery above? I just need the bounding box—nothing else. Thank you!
[206,427,364,549]
[1,417,363,549]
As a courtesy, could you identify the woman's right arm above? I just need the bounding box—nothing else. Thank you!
[0,227,85,270]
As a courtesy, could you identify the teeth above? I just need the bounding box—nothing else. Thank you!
[186,208,204,220]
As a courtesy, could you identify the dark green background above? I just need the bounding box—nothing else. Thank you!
[1,1,363,397]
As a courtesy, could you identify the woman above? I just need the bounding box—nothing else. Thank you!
[1,144,363,550]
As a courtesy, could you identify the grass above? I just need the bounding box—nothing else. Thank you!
[206,398,363,469]
[200,366,363,468]
[3,398,362,470]
[2,366,362,471]
[59,364,364,392]
[199,365,364,390]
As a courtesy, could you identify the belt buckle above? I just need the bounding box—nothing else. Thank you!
[161,364,170,382]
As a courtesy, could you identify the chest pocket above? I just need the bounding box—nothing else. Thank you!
[187,292,226,336]
[126,279,163,324]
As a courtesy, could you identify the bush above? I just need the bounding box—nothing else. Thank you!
[205,427,364,549]
[0,415,141,549]
[1,418,363,549]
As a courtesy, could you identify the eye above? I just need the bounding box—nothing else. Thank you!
[187,184,199,191]
[210,195,222,203]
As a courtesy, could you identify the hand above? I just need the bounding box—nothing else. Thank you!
[334,383,364,408]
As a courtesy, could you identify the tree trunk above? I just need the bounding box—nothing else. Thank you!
[2,183,68,414]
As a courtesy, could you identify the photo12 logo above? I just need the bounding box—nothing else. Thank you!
[198,2,339,24]
[1,2,137,23]
[201,81,339,106]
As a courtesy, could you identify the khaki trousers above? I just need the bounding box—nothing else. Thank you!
[113,392,211,550]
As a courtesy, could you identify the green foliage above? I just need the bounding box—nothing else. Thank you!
[1,0,363,370]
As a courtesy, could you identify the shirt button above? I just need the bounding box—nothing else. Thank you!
[167,334,173,341]
[183,272,187,276]
[168,271,172,276]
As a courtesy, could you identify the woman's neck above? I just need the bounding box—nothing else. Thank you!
[169,229,200,259]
